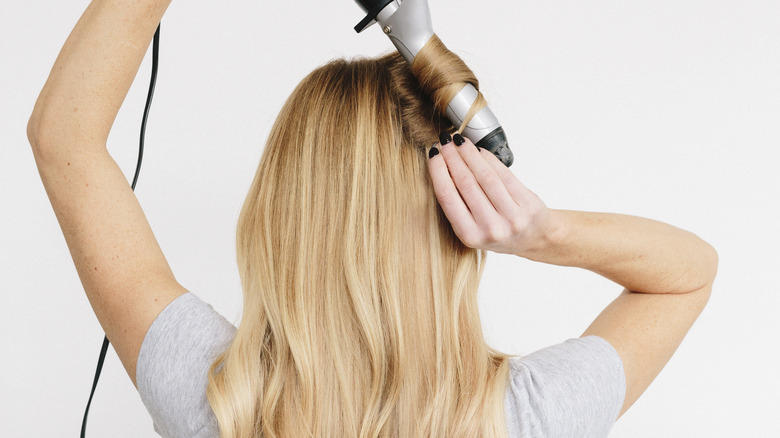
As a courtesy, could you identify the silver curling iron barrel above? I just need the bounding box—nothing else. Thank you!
[352,0,514,167]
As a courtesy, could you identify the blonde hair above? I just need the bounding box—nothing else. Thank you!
[206,35,517,437]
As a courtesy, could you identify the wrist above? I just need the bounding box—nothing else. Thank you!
[517,208,569,261]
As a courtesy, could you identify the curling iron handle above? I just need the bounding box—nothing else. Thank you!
[378,0,433,63]
[355,0,514,166]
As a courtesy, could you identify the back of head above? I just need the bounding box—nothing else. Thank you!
[207,37,515,438]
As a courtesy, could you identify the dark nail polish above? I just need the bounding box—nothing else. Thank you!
[429,147,440,159]
[439,131,452,145]
[453,133,465,146]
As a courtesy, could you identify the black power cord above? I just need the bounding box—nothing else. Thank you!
[80,22,161,438]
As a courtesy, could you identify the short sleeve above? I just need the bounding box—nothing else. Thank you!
[504,335,626,438]
[136,292,237,438]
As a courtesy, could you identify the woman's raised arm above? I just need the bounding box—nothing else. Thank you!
[536,209,717,418]
[26,0,184,387]
[428,132,718,420]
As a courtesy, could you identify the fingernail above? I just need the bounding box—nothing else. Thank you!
[439,131,452,145]
[453,133,465,146]
[429,147,440,159]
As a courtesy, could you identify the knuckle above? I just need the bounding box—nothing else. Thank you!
[485,224,510,244]
[508,214,528,234]
[459,230,482,248]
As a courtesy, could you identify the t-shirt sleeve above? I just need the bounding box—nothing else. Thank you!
[504,335,626,438]
[136,292,237,438]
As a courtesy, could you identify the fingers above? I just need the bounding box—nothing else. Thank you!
[427,140,479,237]
[436,134,521,222]
[430,134,501,232]
[478,144,533,208]
[458,136,523,218]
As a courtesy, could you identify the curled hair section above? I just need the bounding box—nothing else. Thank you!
[410,34,488,135]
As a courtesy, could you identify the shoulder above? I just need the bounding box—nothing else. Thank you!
[504,336,625,438]
[136,292,237,437]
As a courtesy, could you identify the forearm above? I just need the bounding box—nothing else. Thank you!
[522,209,718,294]
[27,0,171,148]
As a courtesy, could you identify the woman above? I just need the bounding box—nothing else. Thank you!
[27,1,718,437]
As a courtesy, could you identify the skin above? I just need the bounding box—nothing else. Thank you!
[427,134,718,418]
[27,0,178,388]
[426,135,553,257]
[28,0,717,423]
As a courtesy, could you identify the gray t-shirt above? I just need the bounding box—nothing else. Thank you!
[137,293,625,437]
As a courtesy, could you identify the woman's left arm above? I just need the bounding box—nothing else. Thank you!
[27,0,184,388]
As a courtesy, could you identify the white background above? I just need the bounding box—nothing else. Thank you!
[2,0,778,436]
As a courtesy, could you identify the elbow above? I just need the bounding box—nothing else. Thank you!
[677,238,719,295]
[27,110,42,150]
[27,107,52,155]
[689,240,718,295]
[27,86,52,149]
[702,239,719,285]
[27,108,61,161]
[27,105,107,158]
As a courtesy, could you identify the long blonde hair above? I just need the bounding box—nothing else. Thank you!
[207,35,518,437]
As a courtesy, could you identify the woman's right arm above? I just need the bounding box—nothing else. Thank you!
[521,209,718,295]
[522,209,718,419]
[427,135,718,420]
[518,210,718,418]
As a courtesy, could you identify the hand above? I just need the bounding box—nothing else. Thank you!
[427,132,553,257]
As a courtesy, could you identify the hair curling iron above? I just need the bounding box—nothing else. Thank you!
[352,0,514,167]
